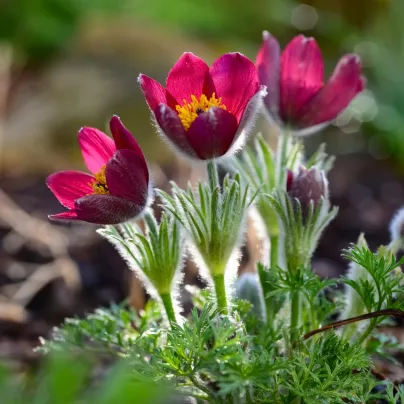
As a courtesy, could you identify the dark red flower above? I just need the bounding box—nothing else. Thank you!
[139,52,266,160]
[46,116,150,224]
[256,32,365,135]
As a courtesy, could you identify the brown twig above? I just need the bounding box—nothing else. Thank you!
[303,309,404,340]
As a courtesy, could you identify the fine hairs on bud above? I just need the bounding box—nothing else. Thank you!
[389,207,404,251]
[340,233,370,340]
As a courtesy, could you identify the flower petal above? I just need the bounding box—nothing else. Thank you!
[256,31,281,122]
[74,194,145,224]
[230,86,267,153]
[46,170,94,209]
[138,74,178,110]
[210,53,259,122]
[49,210,80,221]
[280,35,324,123]
[138,74,167,110]
[106,149,149,206]
[78,127,116,174]
[154,104,198,159]
[299,54,365,127]
[109,116,148,181]
[187,107,238,160]
[166,52,210,104]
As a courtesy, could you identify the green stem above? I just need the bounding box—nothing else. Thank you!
[270,235,279,268]
[275,129,289,189]
[161,293,177,325]
[207,160,219,191]
[213,273,227,314]
[257,265,272,324]
[290,291,300,344]
[357,319,377,345]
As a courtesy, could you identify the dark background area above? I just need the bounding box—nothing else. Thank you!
[0,0,404,375]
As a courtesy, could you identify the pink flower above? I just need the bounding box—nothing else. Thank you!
[47,116,151,224]
[256,32,365,135]
[139,52,266,160]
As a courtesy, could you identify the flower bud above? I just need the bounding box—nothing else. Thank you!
[287,167,327,215]
[235,272,264,318]
[389,207,404,253]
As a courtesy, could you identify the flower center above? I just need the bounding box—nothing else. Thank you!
[175,93,227,131]
[91,165,109,195]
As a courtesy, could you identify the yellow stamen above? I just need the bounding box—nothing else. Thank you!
[175,93,227,131]
[91,165,109,195]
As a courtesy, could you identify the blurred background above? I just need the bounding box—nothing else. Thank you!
[1,0,404,376]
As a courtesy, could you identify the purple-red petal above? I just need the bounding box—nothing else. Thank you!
[138,74,168,110]
[166,53,210,104]
[46,170,94,209]
[74,194,145,225]
[187,107,238,160]
[109,116,147,172]
[280,35,324,123]
[153,104,198,158]
[298,54,364,127]
[256,31,281,121]
[49,210,80,221]
[210,53,259,122]
[106,149,149,205]
[232,86,266,147]
[78,127,116,174]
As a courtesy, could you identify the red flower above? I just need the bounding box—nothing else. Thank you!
[256,32,366,135]
[139,52,266,160]
[47,116,151,224]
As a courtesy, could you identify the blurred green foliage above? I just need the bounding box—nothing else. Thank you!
[0,353,168,404]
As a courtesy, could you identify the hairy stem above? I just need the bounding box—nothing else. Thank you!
[213,273,228,314]
[270,234,279,268]
[207,160,219,191]
[290,291,300,344]
[275,129,289,189]
[161,293,177,325]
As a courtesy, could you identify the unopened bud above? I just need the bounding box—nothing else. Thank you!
[287,167,327,215]
[390,207,404,245]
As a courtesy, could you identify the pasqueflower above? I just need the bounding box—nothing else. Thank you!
[47,116,151,224]
[139,52,266,160]
[256,32,365,135]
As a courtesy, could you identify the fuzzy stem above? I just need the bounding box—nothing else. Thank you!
[275,128,289,189]
[357,319,377,345]
[161,293,177,325]
[213,273,228,314]
[290,291,300,343]
[257,265,271,324]
[270,234,279,268]
[207,160,219,191]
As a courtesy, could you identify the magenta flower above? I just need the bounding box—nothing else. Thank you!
[139,52,266,160]
[256,32,366,135]
[47,116,150,224]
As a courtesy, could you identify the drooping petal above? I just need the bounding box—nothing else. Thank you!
[298,54,365,127]
[49,210,80,221]
[138,74,178,110]
[106,149,149,205]
[46,170,94,209]
[78,127,116,174]
[280,35,324,123]
[256,31,281,122]
[74,194,145,224]
[154,104,198,158]
[187,107,238,159]
[109,116,148,177]
[230,86,267,152]
[166,53,210,104]
[210,53,259,122]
